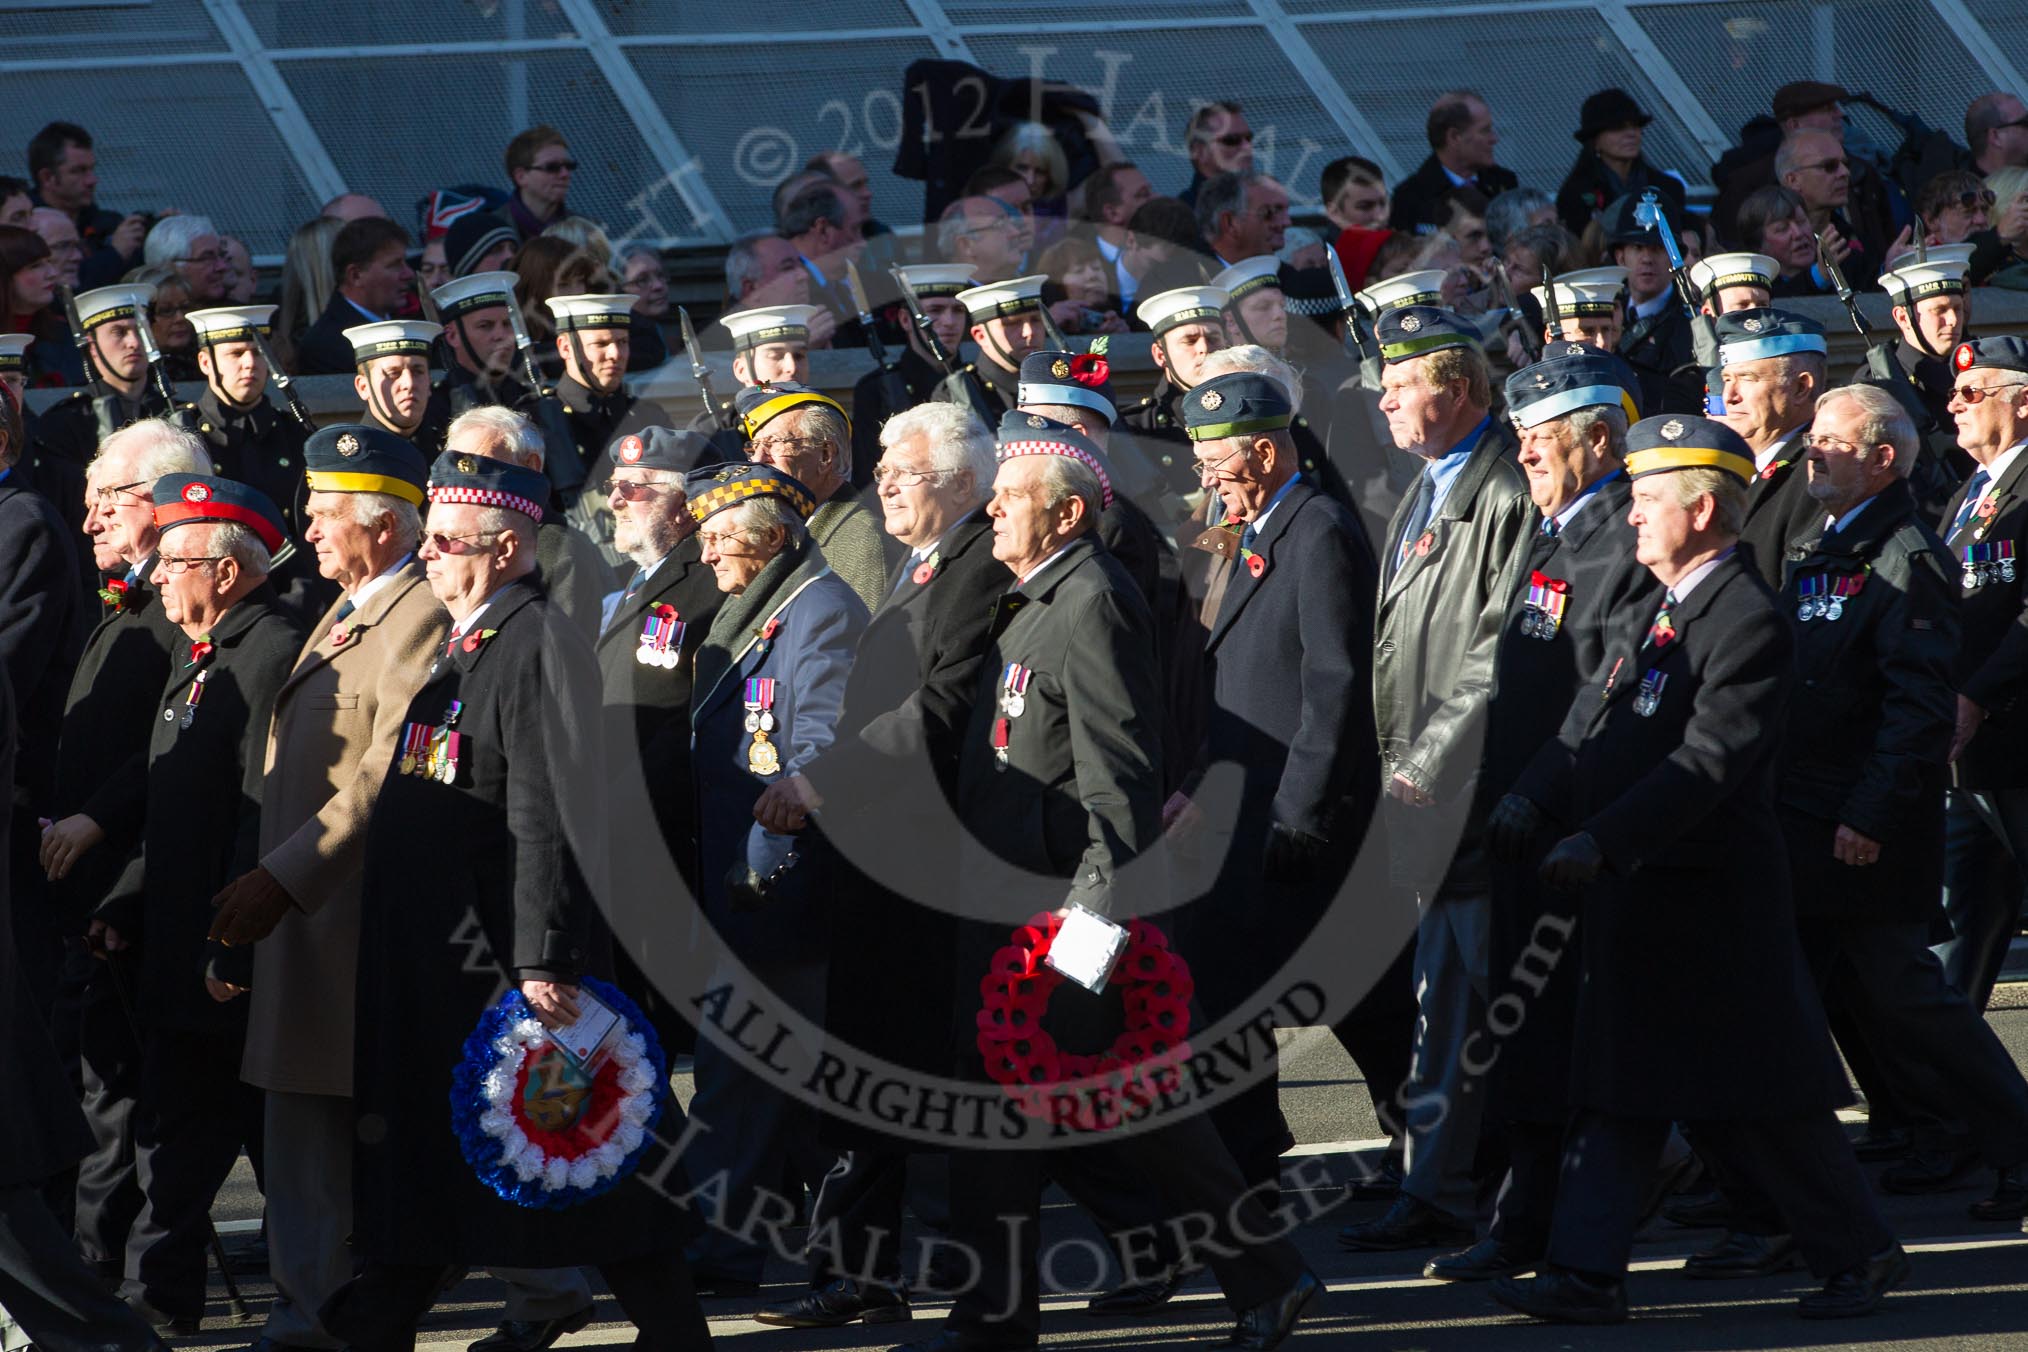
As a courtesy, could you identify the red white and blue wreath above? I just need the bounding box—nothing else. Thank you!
[450,976,667,1209]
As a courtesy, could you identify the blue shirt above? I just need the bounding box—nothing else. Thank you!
[1243,474,1301,546]
[1425,416,1492,519]
[1553,468,1621,533]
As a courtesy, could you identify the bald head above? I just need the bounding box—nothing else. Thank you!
[1777,130,1848,215]
[321,193,389,222]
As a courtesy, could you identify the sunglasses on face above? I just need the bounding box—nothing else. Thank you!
[531,159,577,174]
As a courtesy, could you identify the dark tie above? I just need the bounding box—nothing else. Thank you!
[1393,470,1435,576]
[1643,591,1678,650]
[621,568,647,603]
[1540,517,1560,539]
[1949,468,1992,541]
[1239,522,1258,555]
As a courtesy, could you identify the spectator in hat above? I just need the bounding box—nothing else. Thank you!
[1556,88,1687,236]
[502,124,574,240]
[1716,81,1906,268]
[443,208,518,281]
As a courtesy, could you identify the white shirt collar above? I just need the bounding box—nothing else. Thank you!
[1982,440,2028,490]
[1829,496,1876,535]
[1017,542,1077,588]
[1669,548,1734,602]
[348,553,414,609]
[449,600,491,640]
[1755,429,1802,474]
[1631,290,1672,320]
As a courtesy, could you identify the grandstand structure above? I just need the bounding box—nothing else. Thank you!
[0,0,2020,259]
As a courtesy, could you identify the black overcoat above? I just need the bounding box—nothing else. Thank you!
[1942,446,2028,790]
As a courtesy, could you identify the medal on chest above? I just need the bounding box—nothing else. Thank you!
[993,663,1034,770]
[744,677,781,776]
[1963,540,2016,591]
[1797,569,1867,621]
[171,669,210,729]
[637,603,685,669]
[1522,570,1569,640]
[399,699,462,782]
[1632,669,1667,718]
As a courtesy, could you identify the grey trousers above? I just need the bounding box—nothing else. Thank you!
[1399,891,1491,1223]
[260,1090,589,1344]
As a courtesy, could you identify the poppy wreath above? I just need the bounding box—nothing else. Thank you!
[976,911,1195,1132]
[450,976,667,1209]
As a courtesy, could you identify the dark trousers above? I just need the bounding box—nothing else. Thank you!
[1939,787,2028,1011]
[322,1252,707,1352]
[943,1113,1303,1345]
[121,1025,262,1318]
[0,1183,162,1352]
[1485,1119,1561,1256]
[73,952,143,1269]
[1549,1111,1890,1280]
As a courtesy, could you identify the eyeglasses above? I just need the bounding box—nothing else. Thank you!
[178,250,224,268]
[750,436,828,459]
[1805,432,1869,455]
[531,159,578,174]
[1797,157,1848,175]
[697,528,756,552]
[871,464,952,488]
[1216,132,1254,148]
[1949,189,1999,211]
[1191,442,1254,481]
[156,554,225,573]
[150,303,190,318]
[423,530,502,554]
[609,477,675,502]
[1951,383,2026,406]
[91,479,148,504]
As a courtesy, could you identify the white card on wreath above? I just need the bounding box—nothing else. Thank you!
[1043,903,1130,994]
[544,987,623,1071]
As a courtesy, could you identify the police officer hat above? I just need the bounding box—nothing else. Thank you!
[685,462,817,524]
[1181,371,1294,442]
[428,448,548,523]
[994,410,1115,509]
[1624,415,1755,484]
[1376,306,1480,363]
[152,473,288,553]
[1018,349,1116,423]
[1598,194,1663,246]
[1506,345,1643,428]
[610,426,715,475]
[305,424,429,506]
[1715,308,1827,366]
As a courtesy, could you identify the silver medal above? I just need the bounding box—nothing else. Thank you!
[661,648,680,669]
[759,710,776,732]
[2007,561,2018,583]
[1826,599,1843,621]
[637,644,656,666]
[1004,693,1025,718]
[1797,600,1812,622]
[744,711,761,733]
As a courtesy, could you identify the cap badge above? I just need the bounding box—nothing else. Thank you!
[1955,343,1976,372]
[1199,389,1224,411]
[618,435,644,465]
[1660,419,1685,440]
[1026,413,1046,428]
[1564,343,1587,357]
[1532,374,1551,389]
[456,456,477,474]
[1742,317,1764,333]
[1400,314,1422,333]
[183,482,211,503]
[1050,358,1070,379]
[335,433,361,457]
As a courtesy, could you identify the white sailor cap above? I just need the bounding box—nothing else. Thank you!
[343,319,441,363]
[1924,244,1977,269]
[722,304,821,351]
[73,284,154,330]
[1687,252,1778,298]
[187,305,276,343]
[892,263,977,299]
[1534,266,1630,318]
[0,332,31,373]
[1880,257,1970,305]
[544,293,636,333]
[1135,284,1231,335]
[432,270,518,320]
[1211,256,1282,302]
[955,274,1047,321]
[1353,269,1448,318]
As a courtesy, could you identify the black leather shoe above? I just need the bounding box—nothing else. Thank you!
[754,1278,910,1328]
[1337,1195,1473,1251]
[469,1305,594,1352]
[1084,1266,1184,1316]
[688,1270,762,1299]
[1853,1125,1913,1161]
[1490,1268,1627,1325]
[122,1292,199,1337]
[1224,1270,1318,1349]
[1661,1187,1731,1228]
[1881,1143,1979,1194]
[1683,1230,1800,1279]
[1425,1237,1540,1282]
[1970,1163,2028,1222]
[1797,1244,1909,1319]
[1348,1155,1403,1201]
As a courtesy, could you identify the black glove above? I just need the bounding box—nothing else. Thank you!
[1262,821,1330,887]
[1486,794,1545,861]
[725,861,770,912]
[1539,832,1605,892]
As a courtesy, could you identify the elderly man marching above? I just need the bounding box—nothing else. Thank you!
[1489,415,1907,1325]
[683,464,868,1296]
[206,425,447,1352]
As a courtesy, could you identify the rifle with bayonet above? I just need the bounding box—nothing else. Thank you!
[679,306,735,434]
[131,292,181,411]
[847,260,912,424]
[502,290,587,501]
[60,286,122,443]
[1489,259,1542,366]
[892,267,996,425]
[1816,227,1872,342]
[249,328,316,435]
[1633,188,1723,397]
[1323,245,1385,391]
